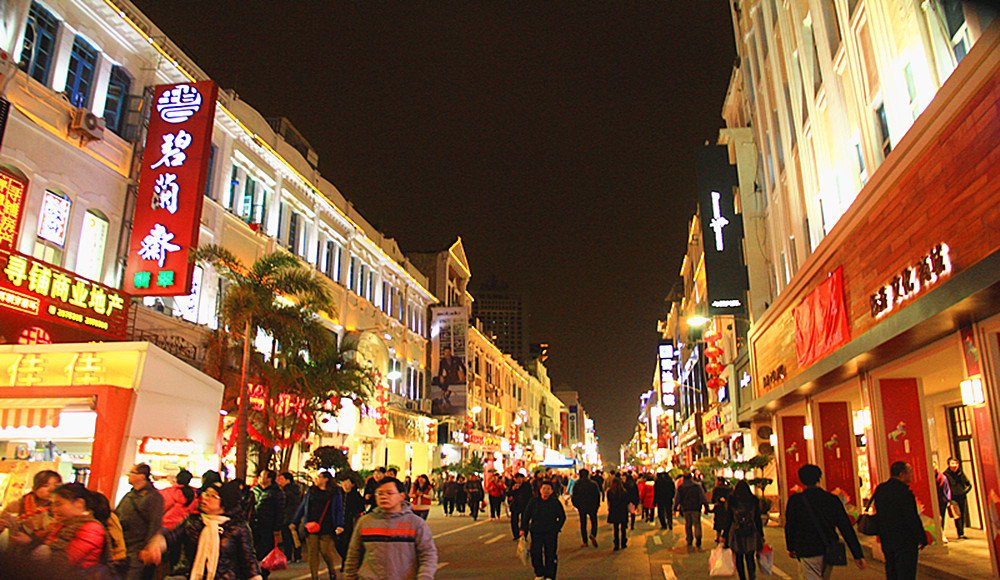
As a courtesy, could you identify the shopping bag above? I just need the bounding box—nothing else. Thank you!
[517,536,530,567]
[758,543,774,576]
[261,546,288,571]
[709,545,736,577]
[627,503,636,515]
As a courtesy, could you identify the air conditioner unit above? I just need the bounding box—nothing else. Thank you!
[70,108,105,140]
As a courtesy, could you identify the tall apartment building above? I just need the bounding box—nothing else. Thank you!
[471,277,529,365]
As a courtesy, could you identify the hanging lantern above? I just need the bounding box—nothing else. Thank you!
[379,426,387,435]
[703,329,721,343]
[705,361,724,376]
[704,345,724,359]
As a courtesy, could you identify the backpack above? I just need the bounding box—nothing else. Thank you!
[733,507,756,538]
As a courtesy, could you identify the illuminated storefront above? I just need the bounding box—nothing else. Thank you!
[0,342,223,503]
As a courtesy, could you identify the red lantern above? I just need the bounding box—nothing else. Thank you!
[703,330,721,343]
[704,345,724,359]
[379,426,387,435]
[705,362,724,376]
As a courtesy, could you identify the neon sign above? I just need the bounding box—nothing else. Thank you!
[139,437,196,456]
[869,243,952,319]
[0,171,26,252]
[124,81,218,296]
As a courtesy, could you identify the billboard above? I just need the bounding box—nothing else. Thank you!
[0,169,27,253]
[124,81,218,296]
[697,144,748,316]
[430,306,468,416]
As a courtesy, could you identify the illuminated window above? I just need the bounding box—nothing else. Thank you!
[19,2,59,85]
[36,189,71,247]
[75,209,108,281]
[102,65,131,136]
[65,36,98,108]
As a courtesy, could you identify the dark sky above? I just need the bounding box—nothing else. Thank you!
[132,1,736,464]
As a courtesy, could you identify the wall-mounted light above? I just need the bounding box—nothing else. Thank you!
[386,370,402,381]
[769,434,777,446]
[470,405,482,414]
[803,425,814,440]
[687,316,710,327]
[961,378,985,406]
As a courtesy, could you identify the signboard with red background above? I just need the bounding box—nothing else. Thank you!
[878,379,934,521]
[124,81,218,296]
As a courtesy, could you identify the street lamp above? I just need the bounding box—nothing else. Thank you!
[687,315,710,327]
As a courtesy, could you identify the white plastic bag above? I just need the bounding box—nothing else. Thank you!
[517,535,530,567]
[758,544,774,576]
[709,545,736,577]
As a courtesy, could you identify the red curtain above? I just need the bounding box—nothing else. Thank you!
[794,266,850,367]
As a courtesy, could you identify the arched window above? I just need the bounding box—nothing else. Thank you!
[75,209,108,281]
[34,189,72,265]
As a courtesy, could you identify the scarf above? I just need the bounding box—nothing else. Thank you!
[190,513,229,580]
[21,493,54,537]
[45,513,98,566]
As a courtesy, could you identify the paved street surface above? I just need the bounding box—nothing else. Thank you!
[269,502,939,579]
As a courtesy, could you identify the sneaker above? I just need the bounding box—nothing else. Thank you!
[590,535,598,548]
[581,542,589,548]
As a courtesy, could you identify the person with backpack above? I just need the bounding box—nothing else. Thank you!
[785,464,866,579]
[724,481,764,580]
[673,472,710,548]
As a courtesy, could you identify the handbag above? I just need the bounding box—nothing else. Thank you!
[260,541,288,571]
[801,494,847,566]
[305,497,331,534]
[947,500,962,519]
[856,498,879,536]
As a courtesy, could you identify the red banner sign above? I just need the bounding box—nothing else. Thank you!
[124,81,218,296]
[818,402,857,505]
[0,170,26,253]
[794,266,850,367]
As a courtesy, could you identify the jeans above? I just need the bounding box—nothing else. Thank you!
[612,522,628,548]
[799,555,832,580]
[579,509,597,542]
[657,502,672,529]
[305,533,338,580]
[884,546,919,580]
[683,511,702,546]
[735,551,756,580]
[489,495,503,518]
[530,530,559,579]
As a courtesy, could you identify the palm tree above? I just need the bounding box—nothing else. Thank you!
[193,245,335,480]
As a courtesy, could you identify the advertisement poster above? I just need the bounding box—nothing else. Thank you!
[780,415,808,495]
[878,378,934,520]
[972,401,1000,574]
[430,306,468,416]
[818,402,858,507]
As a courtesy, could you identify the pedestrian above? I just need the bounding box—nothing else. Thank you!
[711,477,732,543]
[673,472,709,548]
[90,489,127,571]
[402,475,412,495]
[933,463,951,544]
[161,468,199,531]
[250,469,285,580]
[409,474,434,520]
[442,475,458,516]
[624,473,640,530]
[465,473,485,521]
[37,483,107,573]
[723,481,763,580]
[362,468,386,513]
[116,463,165,580]
[565,472,577,505]
[140,480,262,580]
[571,468,600,548]
[640,475,656,522]
[455,475,468,514]
[521,480,566,580]
[344,477,438,580]
[943,457,972,540]
[784,464,866,579]
[292,471,345,580]
[277,471,303,561]
[0,468,62,549]
[335,474,365,573]
[508,472,534,540]
[654,471,676,530]
[486,472,506,519]
[606,476,630,551]
[873,461,927,580]
[592,471,605,503]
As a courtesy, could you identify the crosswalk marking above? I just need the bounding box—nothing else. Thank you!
[435,518,491,538]
[478,532,492,539]
[662,564,677,579]
[772,565,792,579]
[484,533,506,544]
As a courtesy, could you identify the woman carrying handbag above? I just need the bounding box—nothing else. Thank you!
[291,472,344,580]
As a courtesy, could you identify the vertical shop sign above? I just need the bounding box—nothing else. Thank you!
[0,170,27,252]
[124,81,218,296]
[878,379,934,521]
[430,306,468,417]
[818,402,858,507]
[780,415,808,494]
[696,145,748,316]
[971,404,1000,574]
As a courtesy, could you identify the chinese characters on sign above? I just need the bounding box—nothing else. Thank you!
[869,243,952,319]
[0,251,128,340]
[0,171,26,252]
[123,81,218,296]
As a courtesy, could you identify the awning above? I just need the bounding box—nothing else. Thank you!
[0,397,94,428]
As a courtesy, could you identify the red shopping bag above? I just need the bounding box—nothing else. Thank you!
[261,546,287,571]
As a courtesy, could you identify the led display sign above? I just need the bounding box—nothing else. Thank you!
[0,170,26,253]
[124,81,218,296]
[696,145,748,316]
[869,243,951,319]
[0,250,128,341]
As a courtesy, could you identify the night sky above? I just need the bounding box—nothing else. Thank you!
[131,1,736,464]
